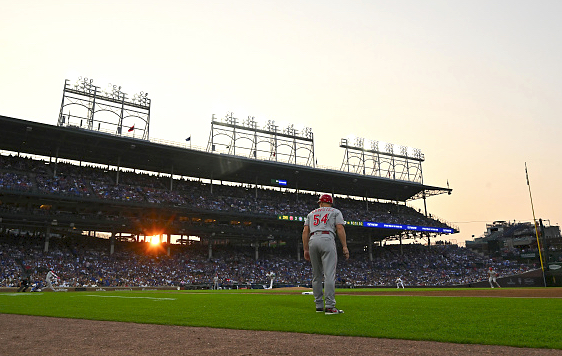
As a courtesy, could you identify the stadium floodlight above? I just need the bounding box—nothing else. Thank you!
[243,116,257,129]
[265,120,275,133]
[283,123,297,136]
[354,137,364,149]
[302,127,313,140]
[369,139,379,151]
[412,148,423,159]
[75,76,96,94]
[225,112,236,125]
[133,91,149,106]
[385,142,394,154]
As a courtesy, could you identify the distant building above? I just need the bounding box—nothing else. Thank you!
[466,220,561,264]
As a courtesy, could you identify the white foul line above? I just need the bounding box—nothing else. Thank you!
[79,295,176,301]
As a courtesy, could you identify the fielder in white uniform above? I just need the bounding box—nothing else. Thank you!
[213,275,219,290]
[488,267,501,288]
[267,272,275,289]
[396,277,405,289]
[302,194,349,315]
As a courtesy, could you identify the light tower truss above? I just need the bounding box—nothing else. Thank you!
[340,137,424,183]
[206,113,315,167]
[57,78,151,140]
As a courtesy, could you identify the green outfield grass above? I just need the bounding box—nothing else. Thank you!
[1,288,560,349]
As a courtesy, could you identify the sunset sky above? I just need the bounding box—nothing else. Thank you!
[2,1,561,245]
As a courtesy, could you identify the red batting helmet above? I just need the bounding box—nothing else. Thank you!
[318,194,333,204]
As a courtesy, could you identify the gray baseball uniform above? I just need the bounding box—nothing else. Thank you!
[304,206,345,309]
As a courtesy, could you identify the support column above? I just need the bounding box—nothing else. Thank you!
[44,226,51,252]
[167,234,171,256]
[116,156,121,185]
[297,241,301,262]
[170,166,174,191]
[399,233,403,256]
[53,147,60,177]
[110,231,115,255]
[208,239,213,260]
[254,239,259,260]
[368,235,373,262]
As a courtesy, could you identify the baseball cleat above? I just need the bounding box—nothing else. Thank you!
[316,307,324,312]
[324,307,344,315]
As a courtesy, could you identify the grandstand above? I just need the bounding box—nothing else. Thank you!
[0,114,456,254]
[3,112,549,288]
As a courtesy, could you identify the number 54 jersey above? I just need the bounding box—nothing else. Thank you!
[304,207,345,238]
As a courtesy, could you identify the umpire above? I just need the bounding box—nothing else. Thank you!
[302,194,349,314]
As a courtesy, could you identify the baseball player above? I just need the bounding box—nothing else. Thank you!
[396,277,405,289]
[44,270,60,291]
[302,193,349,315]
[488,267,501,288]
[267,271,276,289]
[213,275,219,290]
[17,275,31,292]
[16,260,33,293]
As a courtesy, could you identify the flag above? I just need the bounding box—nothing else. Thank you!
[128,125,135,132]
[186,136,191,141]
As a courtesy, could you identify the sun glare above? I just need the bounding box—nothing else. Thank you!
[149,235,160,245]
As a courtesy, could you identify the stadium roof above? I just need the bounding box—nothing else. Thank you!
[0,115,451,202]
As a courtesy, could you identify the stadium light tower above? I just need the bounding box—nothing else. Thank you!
[207,112,315,166]
[57,77,151,140]
[340,136,424,183]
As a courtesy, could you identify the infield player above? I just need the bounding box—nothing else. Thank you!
[302,193,349,315]
[488,267,501,288]
[213,274,219,290]
[266,271,275,289]
[396,277,405,289]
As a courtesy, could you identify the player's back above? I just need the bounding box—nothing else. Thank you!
[306,207,344,236]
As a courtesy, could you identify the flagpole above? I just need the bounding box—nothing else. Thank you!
[525,162,547,287]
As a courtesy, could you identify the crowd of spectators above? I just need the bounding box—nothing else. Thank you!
[0,231,532,289]
[0,153,453,229]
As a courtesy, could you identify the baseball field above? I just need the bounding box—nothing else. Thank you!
[1,287,561,355]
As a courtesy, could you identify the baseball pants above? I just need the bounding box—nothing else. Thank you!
[309,236,337,309]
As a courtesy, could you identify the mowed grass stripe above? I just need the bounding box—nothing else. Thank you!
[0,290,560,349]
